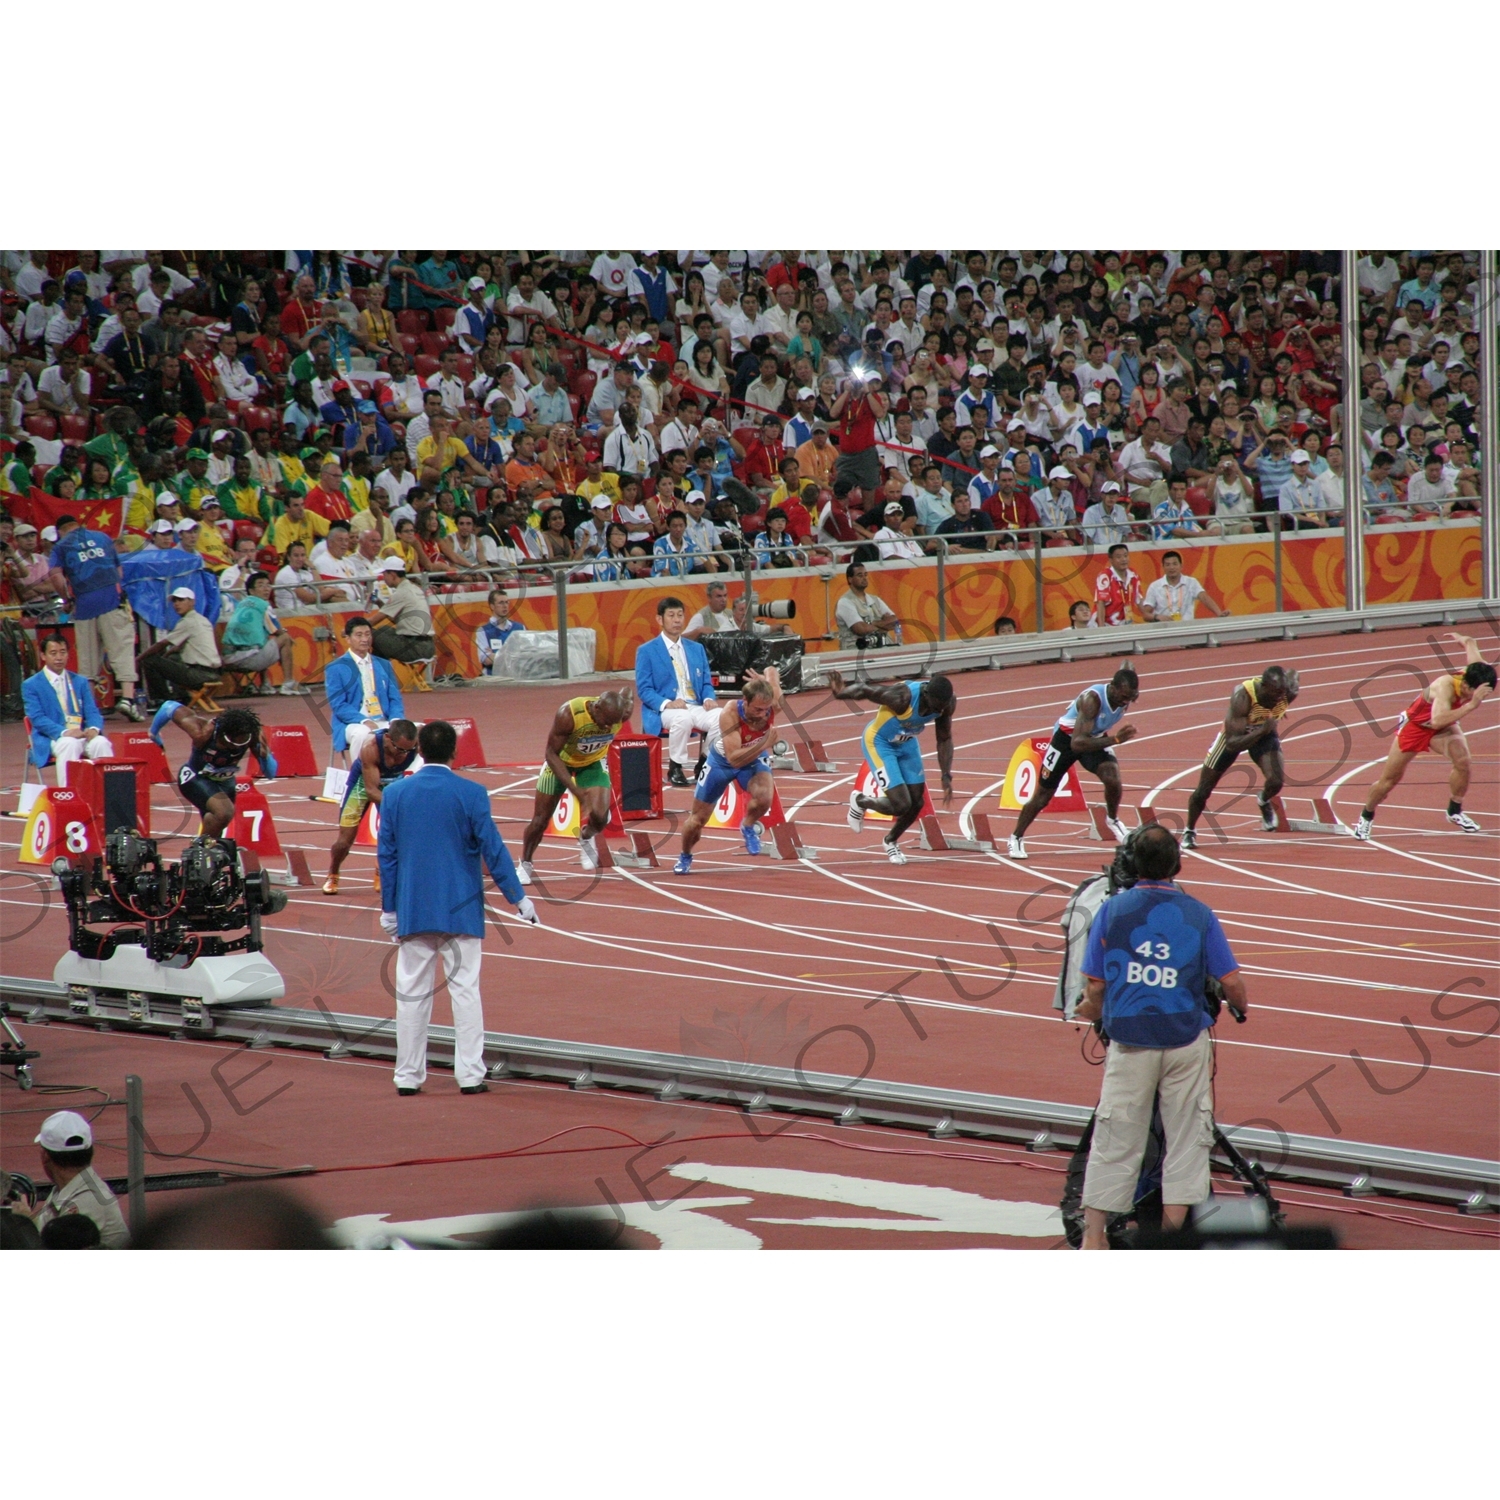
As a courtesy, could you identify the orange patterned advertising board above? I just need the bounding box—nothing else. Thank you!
[275,521,1478,680]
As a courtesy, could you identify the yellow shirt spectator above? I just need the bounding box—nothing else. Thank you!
[271,507,330,557]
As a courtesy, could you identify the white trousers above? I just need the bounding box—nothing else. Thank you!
[52,733,116,786]
[345,719,388,763]
[660,704,721,766]
[393,933,487,1089]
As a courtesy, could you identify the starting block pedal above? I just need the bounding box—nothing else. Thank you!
[609,831,660,870]
[1137,804,1158,826]
[1088,806,1123,842]
[768,821,819,862]
[1278,795,1349,835]
[771,738,836,774]
[917,814,996,853]
[284,849,315,887]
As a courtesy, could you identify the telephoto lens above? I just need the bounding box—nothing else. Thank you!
[755,599,796,620]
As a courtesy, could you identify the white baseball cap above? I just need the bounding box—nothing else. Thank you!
[1082,391,1102,405]
[1290,449,1310,463]
[35,1110,93,1152]
[175,518,199,531]
[467,276,487,290]
[212,428,231,443]
[41,525,58,542]
[1006,419,1026,432]
[170,585,197,600]
[796,387,816,400]
[685,490,707,504]
[590,495,614,509]
[378,556,407,572]
[1048,465,1072,481]
[1101,481,1122,494]
[967,363,989,379]
[151,519,177,533]
[979,444,1001,458]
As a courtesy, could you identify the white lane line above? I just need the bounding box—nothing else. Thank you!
[788,774,853,820]
[959,778,1005,840]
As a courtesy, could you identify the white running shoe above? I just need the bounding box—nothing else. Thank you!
[1448,811,1482,833]
[1105,816,1129,843]
[517,860,534,885]
[579,835,599,871]
[1007,835,1027,860]
[847,798,865,831]
[883,837,907,865]
[1351,816,1373,842]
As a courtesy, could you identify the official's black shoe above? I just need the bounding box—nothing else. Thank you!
[397,1087,420,1096]
[460,1082,490,1095]
[667,763,691,788]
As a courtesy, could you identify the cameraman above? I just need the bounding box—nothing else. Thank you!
[29,1111,130,1248]
[1075,824,1247,1250]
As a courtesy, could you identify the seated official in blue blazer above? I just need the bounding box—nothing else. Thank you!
[24,633,114,785]
[377,719,538,1096]
[324,615,404,760]
[633,594,719,787]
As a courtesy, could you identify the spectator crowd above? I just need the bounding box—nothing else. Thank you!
[0,250,1487,711]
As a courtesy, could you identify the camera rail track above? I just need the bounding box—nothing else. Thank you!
[4,975,1495,1215]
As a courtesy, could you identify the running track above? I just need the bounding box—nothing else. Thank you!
[2,624,1496,1248]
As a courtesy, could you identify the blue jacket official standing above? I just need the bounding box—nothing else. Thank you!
[634,595,719,784]
[376,720,538,1095]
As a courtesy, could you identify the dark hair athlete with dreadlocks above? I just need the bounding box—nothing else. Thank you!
[150,701,275,840]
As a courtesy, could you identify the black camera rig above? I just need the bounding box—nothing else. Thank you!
[53,831,288,968]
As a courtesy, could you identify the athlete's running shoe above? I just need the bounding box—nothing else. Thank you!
[883,836,907,865]
[1007,834,1027,860]
[1448,811,1482,833]
[847,797,865,831]
[579,835,599,871]
[1180,828,1198,850]
[1351,815,1373,842]
[673,853,693,875]
[1258,797,1278,832]
[1105,815,1129,843]
[741,823,763,856]
[321,875,340,894]
[517,860,534,885]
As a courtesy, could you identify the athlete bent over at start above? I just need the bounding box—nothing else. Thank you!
[829,671,956,865]
[1355,635,1495,839]
[1008,665,1139,860]
[674,670,783,875]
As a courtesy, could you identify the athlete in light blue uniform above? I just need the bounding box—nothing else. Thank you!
[1008,663,1139,860]
[827,671,956,864]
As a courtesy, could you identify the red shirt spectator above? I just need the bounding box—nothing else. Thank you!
[279,293,320,347]
[778,493,813,542]
[305,478,352,523]
[1094,561,1144,626]
[982,491,1030,533]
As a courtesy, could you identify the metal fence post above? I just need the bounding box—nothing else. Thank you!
[125,1073,147,1241]
[1274,518,1283,615]
[1481,247,1499,602]
[741,553,757,616]
[935,540,948,642]
[1032,527,1044,634]
[553,565,569,681]
[1341,249,1366,611]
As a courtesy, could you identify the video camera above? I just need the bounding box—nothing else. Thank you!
[53,831,287,968]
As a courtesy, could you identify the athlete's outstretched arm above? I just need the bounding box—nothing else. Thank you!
[934,709,955,807]
[824,671,912,714]
[744,666,784,710]
[1449,633,1485,666]
[541,703,583,796]
[169,705,216,748]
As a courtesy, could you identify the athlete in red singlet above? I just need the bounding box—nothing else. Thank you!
[1354,634,1496,838]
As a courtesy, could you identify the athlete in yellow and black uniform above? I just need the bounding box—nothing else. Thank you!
[1182,665,1300,848]
[517,688,636,884]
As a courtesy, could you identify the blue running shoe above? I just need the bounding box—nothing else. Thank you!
[742,823,763,856]
[673,853,693,875]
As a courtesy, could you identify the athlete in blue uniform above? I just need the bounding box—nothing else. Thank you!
[324,719,420,893]
[1008,664,1139,860]
[827,671,956,864]
[674,670,783,875]
[151,701,275,840]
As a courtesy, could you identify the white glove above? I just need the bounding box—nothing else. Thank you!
[514,897,540,926]
[379,911,399,939]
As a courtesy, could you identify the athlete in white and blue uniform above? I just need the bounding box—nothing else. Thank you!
[674,671,783,875]
[827,671,956,864]
[1008,664,1139,860]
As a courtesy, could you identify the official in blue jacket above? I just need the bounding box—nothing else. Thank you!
[23,634,114,783]
[634,595,719,786]
[377,719,539,1096]
[323,616,404,758]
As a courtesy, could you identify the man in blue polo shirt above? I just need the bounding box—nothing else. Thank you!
[47,515,143,719]
[1075,824,1248,1250]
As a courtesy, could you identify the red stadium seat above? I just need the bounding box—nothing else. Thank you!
[350,288,368,312]
[60,413,91,443]
[1185,485,1211,517]
[568,394,581,422]
[398,333,421,359]
[419,332,447,358]
[568,369,596,408]
[433,307,456,331]
[396,309,429,336]
[242,404,277,433]
[456,355,474,382]
[24,413,58,440]
[414,355,439,379]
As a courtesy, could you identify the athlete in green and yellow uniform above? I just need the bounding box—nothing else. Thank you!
[517,688,636,884]
[1183,665,1300,848]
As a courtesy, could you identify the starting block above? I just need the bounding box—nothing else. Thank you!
[770,738,836,774]
[918,812,996,853]
[768,821,819,862]
[1088,806,1125,842]
[1273,795,1349,836]
[608,831,660,870]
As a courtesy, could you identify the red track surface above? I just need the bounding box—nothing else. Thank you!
[3,624,1497,1248]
